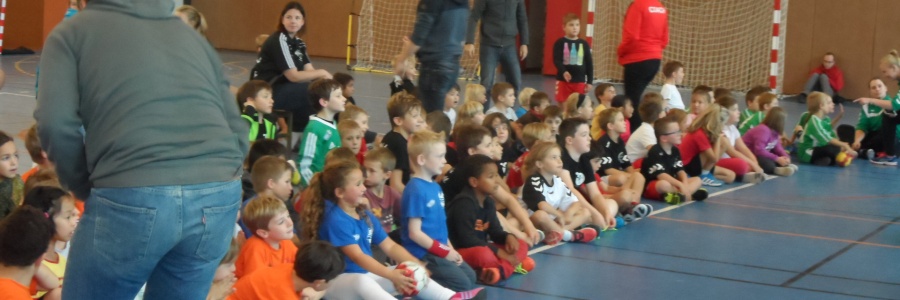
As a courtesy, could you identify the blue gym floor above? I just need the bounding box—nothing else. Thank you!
[4,51,899,300]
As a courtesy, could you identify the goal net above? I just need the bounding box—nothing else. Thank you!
[353,0,481,79]
[353,0,788,93]
[592,0,789,93]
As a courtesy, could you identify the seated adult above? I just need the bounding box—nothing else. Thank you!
[252,1,331,132]
[801,52,844,102]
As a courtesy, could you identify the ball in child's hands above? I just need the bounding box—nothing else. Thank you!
[396,261,429,296]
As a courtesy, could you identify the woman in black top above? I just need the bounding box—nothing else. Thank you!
[251,1,332,131]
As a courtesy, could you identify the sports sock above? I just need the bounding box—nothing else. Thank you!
[562,230,573,241]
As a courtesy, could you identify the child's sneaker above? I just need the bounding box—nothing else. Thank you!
[662,192,684,205]
[543,231,563,245]
[863,148,875,160]
[580,224,603,234]
[514,257,535,274]
[536,230,545,242]
[614,215,626,228]
[774,166,795,177]
[692,188,709,201]
[622,203,654,223]
[700,173,724,187]
[451,287,487,300]
[743,172,765,184]
[476,268,500,285]
[572,228,598,243]
[788,164,799,172]
[871,155,898,166]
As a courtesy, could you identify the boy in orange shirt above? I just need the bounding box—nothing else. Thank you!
[234,195,298,278]
[228,241,344,300]
[0,207,55,300]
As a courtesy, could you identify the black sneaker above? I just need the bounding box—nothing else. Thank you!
[693,188,709,201]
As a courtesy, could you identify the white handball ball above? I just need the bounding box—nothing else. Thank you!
[397,261,429,296]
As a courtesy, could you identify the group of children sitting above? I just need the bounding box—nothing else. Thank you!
[3,49,900,300]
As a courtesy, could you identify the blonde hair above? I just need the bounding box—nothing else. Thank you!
[522,141,561,181]
[325,147,357,163]
[408,130,445,161]
[337,120,362,139]
[242,195,288,234]
[457,101,484,121]
[881,49,900,68]
[465,84,486,103]
[519,87,537,108]
[596,108,622,133]
[521,123,553,149]
[339,105,368,122]
[687,104,728,145]
[364,147,396,171]
[806,91,831,114]
[564,93,587,119]
[250,156,292,194]
[174,5,208,36]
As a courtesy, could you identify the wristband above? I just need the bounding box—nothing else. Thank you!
[428,240,451,258]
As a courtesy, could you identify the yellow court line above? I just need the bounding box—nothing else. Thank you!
[651,216,900,250]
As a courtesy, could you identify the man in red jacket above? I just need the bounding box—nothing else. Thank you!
[618,0,669,132]
[802,52,845,102]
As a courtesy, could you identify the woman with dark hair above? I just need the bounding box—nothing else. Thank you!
[252,1,332,132]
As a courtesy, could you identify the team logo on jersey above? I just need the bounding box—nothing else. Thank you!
[427,199,436,208]
[439,192,445,207]
[619,153,630,163]
[575,172,585,186]
[367,228,374,244]
[601,157,613,165]
[531,177,543,193]
[500,162,508,175]
[674,161,683,168]
[648,163,664,174]
[649,6,666,13]
[352,234,360,241]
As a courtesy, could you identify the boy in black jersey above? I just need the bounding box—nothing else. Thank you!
[557,118,618,228]
[595,109,651,222]
[640,115,707,204]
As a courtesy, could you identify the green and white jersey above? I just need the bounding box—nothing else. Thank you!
[297,115,342,186]
[797,115,834,163]
[855,96,900,139]
[738,109,764,135]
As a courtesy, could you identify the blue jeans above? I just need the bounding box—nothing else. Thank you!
[803,73,835,97]
[480,44,522,110]
[63,180,241,300]
[415,6,468,113]
[422,253,476,292]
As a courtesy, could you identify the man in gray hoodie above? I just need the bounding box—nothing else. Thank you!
[34,0,248,299]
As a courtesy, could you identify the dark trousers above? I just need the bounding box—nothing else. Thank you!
[623,59,661,132]
[758,156,777,174]
[272,81,312,131]
[811,144,842,166]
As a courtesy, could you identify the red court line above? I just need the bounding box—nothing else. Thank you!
[791,194,900,201]
[651,216,900,249]
[708,201,900,225]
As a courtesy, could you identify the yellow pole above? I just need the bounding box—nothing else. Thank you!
[346,11,354,68]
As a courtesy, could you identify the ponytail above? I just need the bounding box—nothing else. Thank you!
[300,173,325,241]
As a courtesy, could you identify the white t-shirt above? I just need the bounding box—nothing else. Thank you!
[660,84,685,110]
[721,125,741,158]
[486,106,518,121]
[444,108,457,128]
[521,174,578,214]
[625,122,657,162]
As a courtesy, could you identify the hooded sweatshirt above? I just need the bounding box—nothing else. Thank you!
[35,0,249,199]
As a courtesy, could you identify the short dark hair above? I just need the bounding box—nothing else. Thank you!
[332,73,354,88]
[610,95,631,109]
[246,140,289,173]
[529,92,550,110]
[22,186,69,218]
[491,82,514,101]
[638,93,665,123]
[654,115,680,140]
[692,85,713,103]
[662,61,684,78]
[0,130,12,151]
[309,79,343,112]
[277,1,307,36]
[745,85,770,104]
[294,240,346,283]
[543,105,563,120]
[237,80,272,109]
[453,124,492,162]
[460,154,497,186]
[714,88,732,100]
[426,111,452,141]
[558,117,588,139]
[0,206,54,267]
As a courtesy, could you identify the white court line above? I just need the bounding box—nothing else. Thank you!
[526,176,781,256]
[0,92,35,98]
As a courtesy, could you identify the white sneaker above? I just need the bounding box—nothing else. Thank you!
[788,164,799,172]
[774,166,795,177]
[743,172,765,184]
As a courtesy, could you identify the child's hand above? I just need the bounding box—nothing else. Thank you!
[836,104,845,117]
[300,287,326,300]
[525,228,541,247]
[776,156,790,166]
[465,44,476,57]
[563,71,572,82]
[446,249,464,266]
[505,235,520,254]
[390,269,417,295]
[852,141,861,150]
[208,275,237,300]
[498,249,520,266]
[554,212,567,227]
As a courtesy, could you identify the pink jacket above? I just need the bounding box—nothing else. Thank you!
[741,124,787,161]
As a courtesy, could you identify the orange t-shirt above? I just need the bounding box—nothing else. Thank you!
[234,236,298,278]
[0,278,32,300]
[228,263,298,300]
[20,167,39,184]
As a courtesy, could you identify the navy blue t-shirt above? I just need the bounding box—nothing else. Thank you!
[400,177,449,259]
[319,200,388,273]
